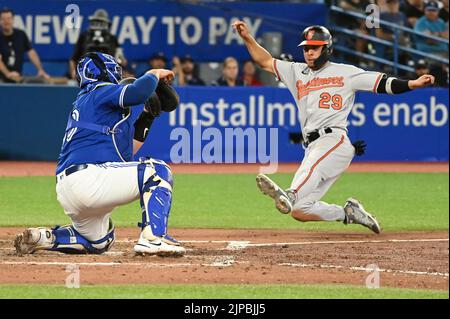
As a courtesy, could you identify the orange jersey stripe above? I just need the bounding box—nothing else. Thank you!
[273,59,281,81]
[294,135,345,193]
[373,73,383,93]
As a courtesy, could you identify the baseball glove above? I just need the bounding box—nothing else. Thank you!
[156,80,179,112]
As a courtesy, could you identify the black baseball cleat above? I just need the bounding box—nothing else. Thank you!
[256,174,294,214]
[343,198,382,234]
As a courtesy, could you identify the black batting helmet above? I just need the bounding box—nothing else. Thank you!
[298,25,333,68]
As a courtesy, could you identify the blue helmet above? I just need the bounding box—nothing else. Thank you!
[76,52,122,87]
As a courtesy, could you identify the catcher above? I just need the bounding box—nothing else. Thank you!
[14,52,185,256]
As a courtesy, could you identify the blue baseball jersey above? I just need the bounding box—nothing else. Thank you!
[56,73,159,175]
[56,83,135,174]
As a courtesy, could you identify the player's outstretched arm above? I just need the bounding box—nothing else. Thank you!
[376,74,435,94]
[232,20,274,73]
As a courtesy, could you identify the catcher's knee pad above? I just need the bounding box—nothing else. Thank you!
[137,158,173,236]
[50,220,115,254]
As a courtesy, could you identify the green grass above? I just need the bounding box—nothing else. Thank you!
[0,284,447,299]
[0,173,448,232]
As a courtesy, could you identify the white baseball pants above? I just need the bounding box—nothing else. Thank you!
[289,131,355,221]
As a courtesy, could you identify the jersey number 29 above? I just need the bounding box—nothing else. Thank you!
[319,92,343,110]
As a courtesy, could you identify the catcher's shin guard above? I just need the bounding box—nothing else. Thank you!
[50,220,115,254]
[137,159,173,236]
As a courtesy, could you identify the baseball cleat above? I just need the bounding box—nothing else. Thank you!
[256,174,293,214]
[343,198,382,234]
[14,227,54,255]
[134,232,185,257]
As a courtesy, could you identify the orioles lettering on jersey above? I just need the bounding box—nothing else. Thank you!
[296,76,344,101]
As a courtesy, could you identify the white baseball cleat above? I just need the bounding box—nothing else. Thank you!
[256,174,293,214]
[14,227,54,255]
[134,229,185,257]
[343,198,382,234]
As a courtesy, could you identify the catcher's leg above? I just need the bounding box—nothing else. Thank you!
[14,218,115,255]
[134,159,185,256]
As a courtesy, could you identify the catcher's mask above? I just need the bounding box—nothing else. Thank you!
[298,25,333,69]
[76,51,122,88]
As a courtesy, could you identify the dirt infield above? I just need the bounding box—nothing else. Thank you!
[0,228,448,290]
[0,162,448,291]
[0,161,448,176]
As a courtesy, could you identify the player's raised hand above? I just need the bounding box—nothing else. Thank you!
[232,20,251,40]
[408,74,435,89]
[147,69,174,82]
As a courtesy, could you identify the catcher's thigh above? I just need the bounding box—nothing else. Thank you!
[56,162,156,241]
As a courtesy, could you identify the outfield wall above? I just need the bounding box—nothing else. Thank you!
[0,85,448,162]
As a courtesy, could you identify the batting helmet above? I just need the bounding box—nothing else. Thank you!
[76,52,122,88]
[298,25,333,68]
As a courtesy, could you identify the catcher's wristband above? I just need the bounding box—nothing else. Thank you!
[134,110,155,142]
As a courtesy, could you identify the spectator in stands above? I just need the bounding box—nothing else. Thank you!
[439,0,449,22]
[69,9,125,80]
[212,57,243,87]
[175,55,205,86]
[401,0,425,28]
[122,64,136,79]
[375,0,389,12]
[171,55,184,86]
[336,0,372,29]
[149,52,167,69]
[372,0,410,71]
[376,0,409,45]
[242,60,262,86]
[430,63,449,86]
[414,1,449,57]
[0,8,49,83]
[410,58,449,86]
[413,58,431,77]
[334,0,373,65]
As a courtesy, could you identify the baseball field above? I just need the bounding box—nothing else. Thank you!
[0,162,448,299]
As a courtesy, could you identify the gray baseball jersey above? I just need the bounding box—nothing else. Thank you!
[273,59,384,136]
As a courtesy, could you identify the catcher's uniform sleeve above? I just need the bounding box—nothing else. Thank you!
[94,84,128,109]
[348,66,385,93]
[95,73,159,109]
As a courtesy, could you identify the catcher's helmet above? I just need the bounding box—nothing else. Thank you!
[76,52,122,88]
[298,25,333,68]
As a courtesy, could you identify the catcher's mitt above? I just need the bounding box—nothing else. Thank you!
[156,80,179,112]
